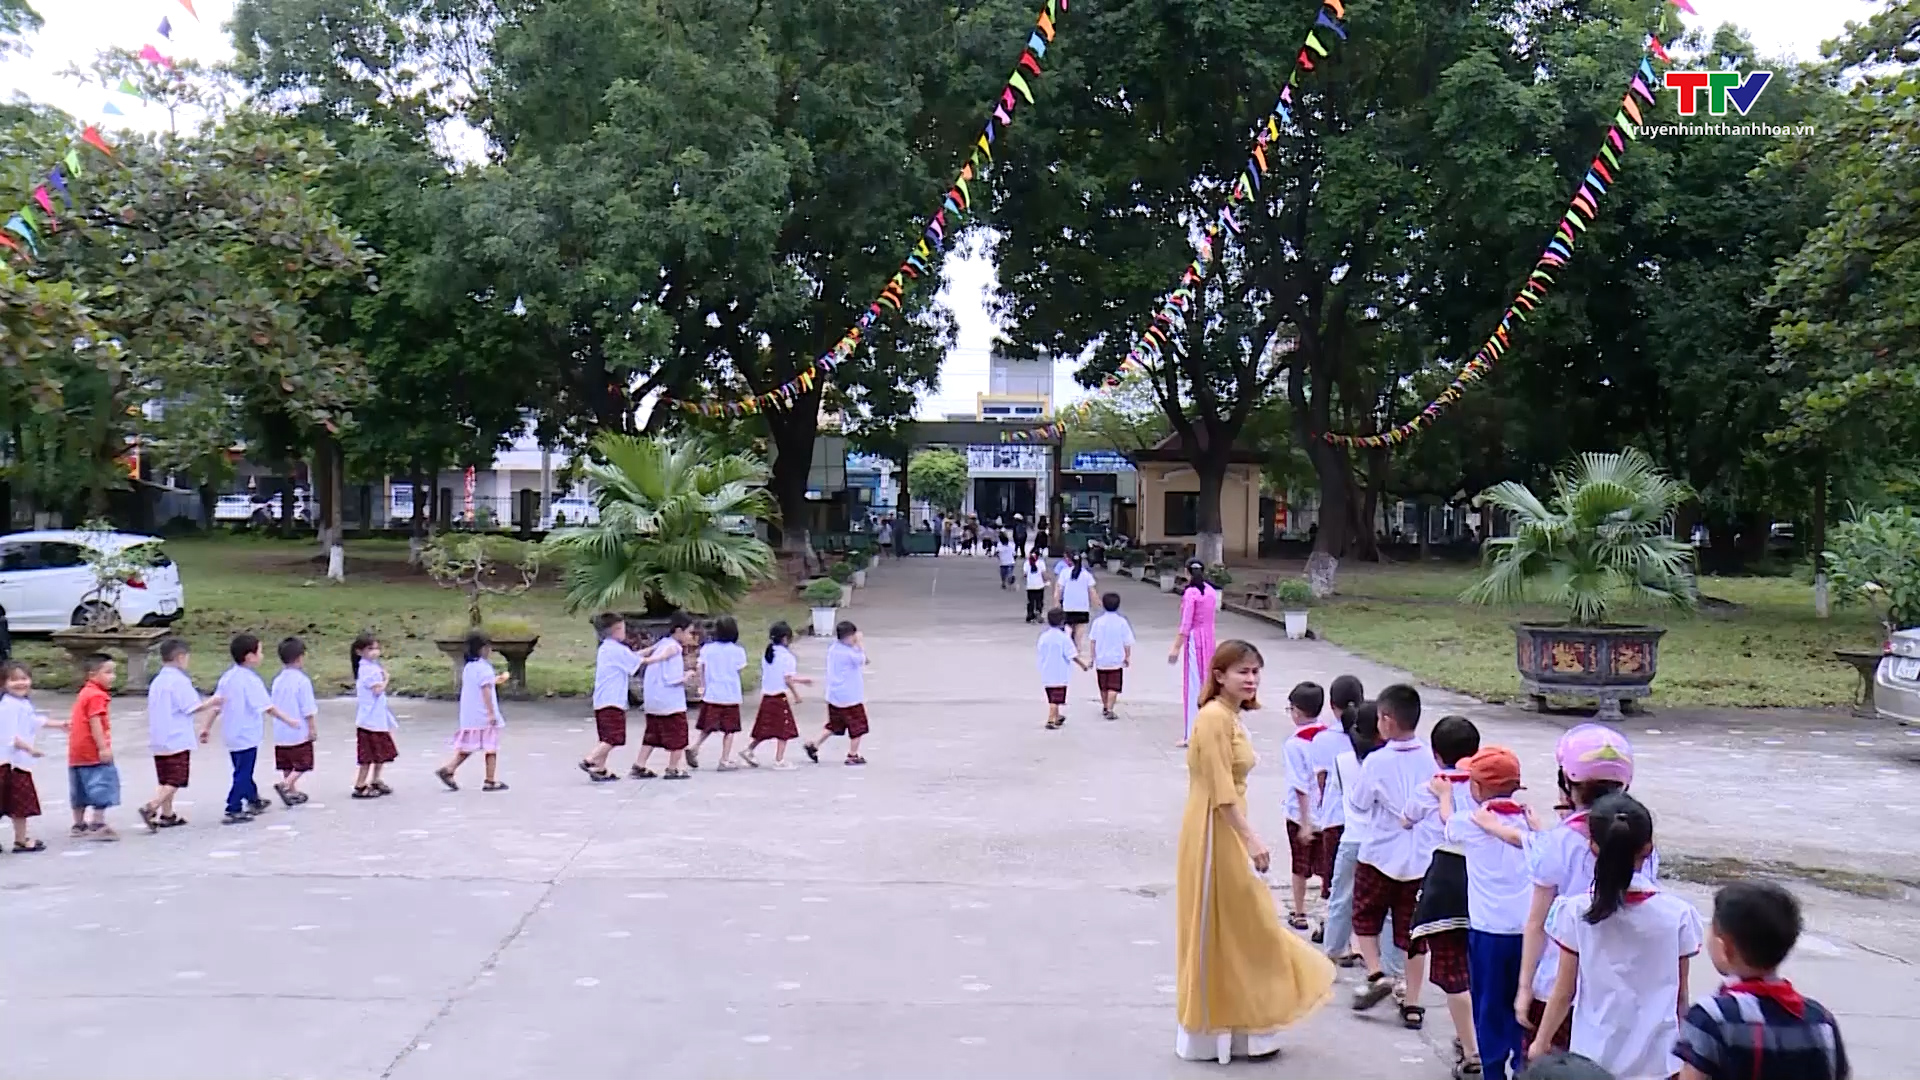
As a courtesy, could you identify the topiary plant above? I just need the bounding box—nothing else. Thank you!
[1275,579,1313,608]
[848,550,871,571]
[827,560,854,584]
[803,578,844,607]
[1206,563,1233,588]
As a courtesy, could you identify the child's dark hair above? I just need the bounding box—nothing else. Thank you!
[350,632,378,678]
[1431,714,1480,767]
[83,652,114,676]
[593,612,625,637]
[0,659,29,684]
[1070,553,1085,579]
[464,629,491,663]
[1046,607,1066,628]
[230,633,261,664]
[1288,681,1325,719]
[710,615,739,644]
[1101,591,1121,612]
[1560,772,1627,811]
[1585,792,1654,924]
[1376,683,1422,734]
[1516,1053,1617,1080]
[277,636,306,665]
[1350,702,1383,761]
[1712,881,1802,972]
[667,611,694,633]
[765,621,792,663]
[158,636,190,664]
[834,619,858,641]
[1329,674,1365,733]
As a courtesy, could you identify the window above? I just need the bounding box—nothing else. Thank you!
[39,543,84,568]
[0,542,34,571]
[1163,492,1200,537]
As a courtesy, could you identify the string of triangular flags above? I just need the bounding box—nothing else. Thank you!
[667,0,1069,418]
[1002,0,1350,443]
[108,0,197,116]
[1323,2,1692,448]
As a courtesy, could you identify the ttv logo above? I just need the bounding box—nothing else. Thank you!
[1663,71,1772,117]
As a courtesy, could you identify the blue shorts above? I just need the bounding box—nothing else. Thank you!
[69,763,121,809]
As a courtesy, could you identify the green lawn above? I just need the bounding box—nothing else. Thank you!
[1309,564,1881,709]
[16,534,802,700]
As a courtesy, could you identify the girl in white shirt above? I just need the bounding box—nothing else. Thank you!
[1,661,59,852]
[1054,553,1097,652]
[745,621,813,770]
[1022,551,1048,624]
[692,616,749,771]
[352,633,399,798]
[1532,793,1700,1079]
[436,630,510,792]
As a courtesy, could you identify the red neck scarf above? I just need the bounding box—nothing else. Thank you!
[1726,978,1806,1019]
[1482,798,1526,815]
[1437,769,1469,783]
[1294,724,1327,741]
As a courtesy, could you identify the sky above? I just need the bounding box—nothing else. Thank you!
[0,0,1889,422]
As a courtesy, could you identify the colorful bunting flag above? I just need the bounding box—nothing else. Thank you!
[158,16,172,38]
[138,45,173,68]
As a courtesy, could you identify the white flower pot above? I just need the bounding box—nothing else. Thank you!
[1165,575,1183,594]
[1284,610,1309,640]
[811,606,837,637]
[1106,559,1121,574]
[852,569,867,588]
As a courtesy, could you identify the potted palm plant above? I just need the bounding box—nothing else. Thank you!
[545,433,778,626]
[1464,449,1696,719]
[1275,579,1313,640]
[803,577,844,637]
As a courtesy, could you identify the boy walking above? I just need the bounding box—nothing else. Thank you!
[140,638,222,830]
[583,612,643,781]
[270,637,318,806]
[806,620,871,765]
[1442,746,1535,1080]
[68,654,121,840]
[1348,683,1437,1020]
[1086,592,1134,719]
[1403,715,1483,1043]
[1037,607,1084,730]
[996,531,1017,589]
[201,634,296,825]
[1677,882,1851,1080]
[1281,681,1329,930]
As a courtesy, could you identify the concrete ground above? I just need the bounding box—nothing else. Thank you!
[4,554,1917,1078]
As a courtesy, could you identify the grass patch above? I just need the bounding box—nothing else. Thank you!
[1310,564,1881,709]
[15,535,801,700]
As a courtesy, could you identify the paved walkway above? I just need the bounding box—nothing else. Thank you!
[5,554,1918,1077]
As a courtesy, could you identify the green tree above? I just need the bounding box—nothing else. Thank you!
[0,0,40,57]
[907,449,969,516]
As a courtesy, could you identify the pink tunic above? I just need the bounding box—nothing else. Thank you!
[1178,584,1220,739]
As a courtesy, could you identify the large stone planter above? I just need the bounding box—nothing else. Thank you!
[1514,623,1666,720]
[434,636,540,699]
[50,627,168,694]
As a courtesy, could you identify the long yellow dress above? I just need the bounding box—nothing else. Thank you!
[1175,699,1336,1060]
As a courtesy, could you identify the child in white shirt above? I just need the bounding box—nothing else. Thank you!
[1440,746,1536,1080]
[140,638,224,829]
[692,616,749,770]
[1401,715,1482,1039]
[1022,551,1048,623]
[806,620,871,765]
[269,636,319,806]
[351,633,399,798]
[1086,592,1135,719]
[746,621,812,769]
[438,630,510,792]
[1036,607,1085,730]
[634,612,695,780]
[1,660,62,851]
[583,612,643,781]
[996,532,1017,589]
[1281,681,1330,932]
[1322,701,1406,979]
[1349,683,1437,1017]
[1532,793,1700,1079]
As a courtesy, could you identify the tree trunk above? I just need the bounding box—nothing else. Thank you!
[279,461,297,536]
[314,439,336,552]
[766,399,820,555]
[197,481,218,532]
[1811,457,1829,618]
[409,464,429,568]
[1417,503,1432,562]
[1194,453,1228,567]
[319,436,345,581]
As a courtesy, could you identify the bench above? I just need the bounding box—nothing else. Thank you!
[1833,648,1885,717]
[1232,573,1282,610]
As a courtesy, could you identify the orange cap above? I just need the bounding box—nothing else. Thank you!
[1466,746,1522,789]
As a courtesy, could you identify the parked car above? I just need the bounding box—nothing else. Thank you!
[251,489,313,526]
[0,530,185,631]
[1877,630,1920,726]
[213,494,254,522]
[719,514,755,537]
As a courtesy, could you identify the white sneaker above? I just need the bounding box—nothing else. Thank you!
[771,760,797,771]
[740,747,759,768]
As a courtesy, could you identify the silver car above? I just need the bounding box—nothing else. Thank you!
[1875,629,1920,725]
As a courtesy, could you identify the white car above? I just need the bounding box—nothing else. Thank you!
[213,495,254,522]
[0,530,185,631]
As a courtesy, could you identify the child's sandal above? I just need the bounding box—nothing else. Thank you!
[370,780,393,795]
[803,743,819,763]
[630,766,656,779]
[352,786,379,799]
[434,768,458,791]
[588,768,619,783]
[157,813,187,827]
[662,769,690,781]
[1399,1004,1425,1030]
[844,754,866,766]
[13,838,46,852]
[138,805,159,832]
[1287,913,1310,931]
[482,780,509,792]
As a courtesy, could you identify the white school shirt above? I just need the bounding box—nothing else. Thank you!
[270,668,317,745]
[1023,561,1046,590]
[1057,569,1096,612]
[1,693,39,768]
[1309,728,1349,828]
[1036,627,1077,687]
[1087,612,1134,669]
[214,665,272,752]
[1546,880,1703,1080]
[354,660,395,732]
[997,541,1016,566]
[761,644,798,701]
[824,641,865,707]
[1526,815,1665,999]
[1353,738,1438,880]
[592,638,643,710]
[1334,750,1377,845]
[641,639,687,715]
[458,658,503,730]
[146,666,200,754]
[1446,801,1534,934]
[1403,770,1471,858]
[1282,727,1320,823]
[699,641,747,706]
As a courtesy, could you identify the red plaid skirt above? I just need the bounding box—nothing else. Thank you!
[825,703,869,739]
[696,702,742,734]
[275,742,315,774]
[1527,1000,1574,1052]
[1351,861,1423,951]
[1095,668,1124,694]
[153,751,190,789]
[1316,825,1344,884]
[4,764,40,818]
[0,763,8,814]
[642,711,689,751]
[1413,927,1470,995]
[1285,820,1324,881]
[594,706,628,747]
[1044,686,1067,705]
[751,694,799,742]
[356,728,398,765]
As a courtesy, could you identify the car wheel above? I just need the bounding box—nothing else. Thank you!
[72,601,114,628]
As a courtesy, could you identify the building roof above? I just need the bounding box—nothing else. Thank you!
[1130,432,1268,465]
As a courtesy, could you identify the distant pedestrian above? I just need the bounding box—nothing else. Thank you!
[805,620,870,766]
[633,612,694,780]
[1012,513,1028,555]
[745,621,812,770]
[996,531,1017,588]
[582,612,643,782]
[351,633,399,799]
[66,653,122,841]
[1087,592,1134,719]
[270,637,318,806]
[692,615,748,771]
[205,634,295,825]
[139,638,223,830]
[437,630,510,792]
[1056,552,1096,652]
[2,660,57,851]
[1036,607,1084,730]
[1023,550,1048,623]
[1167,561,1220,747]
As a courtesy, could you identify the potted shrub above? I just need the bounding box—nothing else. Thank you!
[827,559,854,604]
[1122,548,1148,578]
[848,550,871,588]
[1464,449,1696,719]
[803,577,843,637]
[49,519,169,692]
[1206,564,1234,590]
[1275,579,1313,640]
[423,534,545,697]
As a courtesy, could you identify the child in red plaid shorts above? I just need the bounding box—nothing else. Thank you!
[1403,715,1482,1052]
[1346,684,1436,1022]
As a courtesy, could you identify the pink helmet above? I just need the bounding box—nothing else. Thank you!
[1556,724,1635,785]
